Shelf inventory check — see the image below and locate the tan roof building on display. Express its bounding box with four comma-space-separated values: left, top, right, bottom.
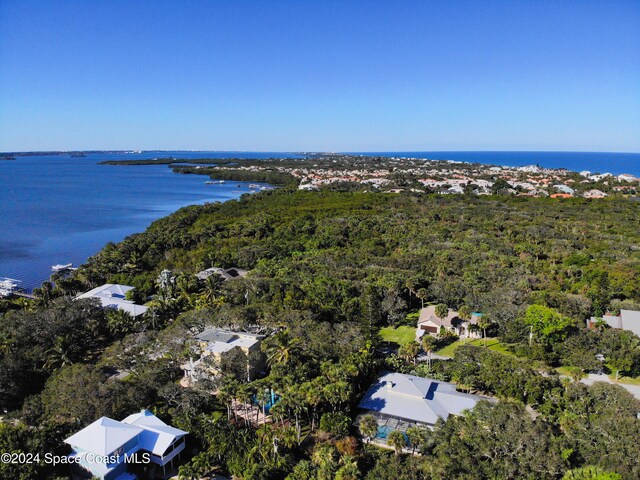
416, 306, 482, 339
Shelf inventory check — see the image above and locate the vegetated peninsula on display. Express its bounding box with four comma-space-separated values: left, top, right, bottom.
1, 164, 640, 479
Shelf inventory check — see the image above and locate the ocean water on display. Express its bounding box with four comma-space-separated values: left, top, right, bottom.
0, 152, 299, 290
2, 150, 638, 290
357, 151, 640, 176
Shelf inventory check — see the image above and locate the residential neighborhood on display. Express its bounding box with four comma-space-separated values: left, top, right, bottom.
177, 154, 640, 198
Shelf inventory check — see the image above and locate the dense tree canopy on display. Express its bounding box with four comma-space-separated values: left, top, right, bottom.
2, 188, 640, 479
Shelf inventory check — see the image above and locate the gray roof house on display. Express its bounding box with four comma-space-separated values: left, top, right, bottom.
587, 309, 640, 337
181, 328, 265, 385
357, 372, 488, 446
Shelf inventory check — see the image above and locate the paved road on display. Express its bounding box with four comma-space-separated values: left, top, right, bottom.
581, 373, 640, 400
416, 353, 450, 361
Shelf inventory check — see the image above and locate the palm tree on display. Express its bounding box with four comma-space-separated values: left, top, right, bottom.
458, 305, 472, 320
335, 455, 360, 480
257, 387, 272, 431
144, 305, 159, 331
312, 444, 338, 479
435, 303, 449, 330
398, 341, 420, 365
358, 414, 378, 443
43, 336, 74, 371
269, 401, 286, 429
405, 278, 416, 304
237, 384, 254, 427
175, 274, 197, 309
156, 269, 176, 298
283, 385, 306, 442
106, 308, 135, 336
322, 380, 351, 412
458, 305, 472, 342
477, 315, 493, 347
300, 380, 322, 431
34, 281, 54, 307
261, 329, 300, 366
421, 335, 438, 369
386, 430, 407, 455
416, 288, 428, 308
406, 426, 428, 454
218, 378, 238, 421
199, 273, 224, 309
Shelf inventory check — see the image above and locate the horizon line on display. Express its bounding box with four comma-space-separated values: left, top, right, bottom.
3, 149, 640, 155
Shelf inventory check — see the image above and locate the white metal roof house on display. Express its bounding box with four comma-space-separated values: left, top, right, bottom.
357, 372, 488, 446
64, 410, 187, 480
76, 284, 148, 317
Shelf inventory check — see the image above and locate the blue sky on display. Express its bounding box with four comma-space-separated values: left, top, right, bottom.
1, 0, 639, 152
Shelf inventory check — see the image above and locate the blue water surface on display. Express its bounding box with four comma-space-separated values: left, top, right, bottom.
0, 151, 298, 290
356, 151, 640, 176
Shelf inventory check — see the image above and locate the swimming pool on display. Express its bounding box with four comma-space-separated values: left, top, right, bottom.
376, 425, 394, 439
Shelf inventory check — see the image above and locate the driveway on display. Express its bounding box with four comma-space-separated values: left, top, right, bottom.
581, 373, 640, 401
416, 352, 450, 362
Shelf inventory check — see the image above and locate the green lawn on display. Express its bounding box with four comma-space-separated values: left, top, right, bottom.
556, 366, 579, 377
608, 373, 640, 386
434, 338, 513, 357
379, 326, 416, 346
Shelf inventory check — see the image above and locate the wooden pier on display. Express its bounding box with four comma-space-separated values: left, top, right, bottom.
12, 291, 37, 300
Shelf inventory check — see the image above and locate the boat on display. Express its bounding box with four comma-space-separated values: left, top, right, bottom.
248, 184, 259, 189
52, 263, 73, 272
205, 180, 225, 184
0, 278, 21, 297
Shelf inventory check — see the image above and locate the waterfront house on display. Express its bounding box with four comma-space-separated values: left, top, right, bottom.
415, 305, 482, 339
587, 309, 640, 337
357, 372, 486, 445
64, 410, 188, 479
76, 284, 148, 317
181, 328, 265, 384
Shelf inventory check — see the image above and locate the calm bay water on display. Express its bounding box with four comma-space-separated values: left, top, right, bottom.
2, 150, 638, 290
0, 151, 299, 290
